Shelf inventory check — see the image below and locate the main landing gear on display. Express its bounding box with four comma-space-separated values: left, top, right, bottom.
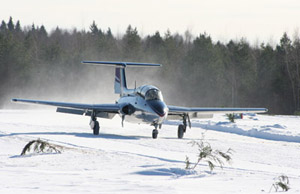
177, 124, 185, 139
177, 114, 191, 139
90, 111, 100, 135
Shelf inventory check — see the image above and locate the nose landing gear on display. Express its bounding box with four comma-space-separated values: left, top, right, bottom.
152, 129, 158, 139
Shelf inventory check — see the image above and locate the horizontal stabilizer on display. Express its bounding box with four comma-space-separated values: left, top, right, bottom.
82, 61, 161, 68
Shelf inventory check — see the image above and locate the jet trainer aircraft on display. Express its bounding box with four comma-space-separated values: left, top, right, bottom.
12, 61, 267, 139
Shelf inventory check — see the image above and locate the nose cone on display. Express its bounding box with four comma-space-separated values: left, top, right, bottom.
147, 100, 168, 117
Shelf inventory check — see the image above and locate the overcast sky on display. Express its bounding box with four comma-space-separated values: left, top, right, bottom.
1, 0, 300, 44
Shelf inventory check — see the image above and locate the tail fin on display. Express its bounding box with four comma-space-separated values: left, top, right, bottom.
82, 61, 161, 96
114, 68, 127, 95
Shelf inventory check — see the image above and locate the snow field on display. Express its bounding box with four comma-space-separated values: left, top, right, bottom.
0, 110, 300, 193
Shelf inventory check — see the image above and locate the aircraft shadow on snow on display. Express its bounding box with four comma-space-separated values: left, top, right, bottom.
0, 131, 144, 140
1, 129, 197, 141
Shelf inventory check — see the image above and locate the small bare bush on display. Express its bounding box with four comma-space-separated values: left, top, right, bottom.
21, 139, 61, 156
270, 175, 290, 192
185, 136, 233, 172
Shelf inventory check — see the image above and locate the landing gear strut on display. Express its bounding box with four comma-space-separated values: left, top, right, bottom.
90, 111, 100, 135
177, 114, 191, 139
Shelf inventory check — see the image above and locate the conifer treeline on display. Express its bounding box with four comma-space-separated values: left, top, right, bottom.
1, 17, 300, 114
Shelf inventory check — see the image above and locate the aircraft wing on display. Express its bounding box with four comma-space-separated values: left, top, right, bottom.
12, 98, 120, 118
168, 105, 267, 119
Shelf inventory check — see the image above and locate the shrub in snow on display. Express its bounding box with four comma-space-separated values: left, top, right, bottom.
185, 136, 233, 172
270, 175, 290, 192
21, 139, 61, 155
294, 111, 300, 116
226, 113, 235, 123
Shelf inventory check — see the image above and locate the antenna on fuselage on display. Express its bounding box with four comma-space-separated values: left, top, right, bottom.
82, 61, 161, 96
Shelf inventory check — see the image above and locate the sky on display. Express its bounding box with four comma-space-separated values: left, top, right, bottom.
1, 0, 300, 44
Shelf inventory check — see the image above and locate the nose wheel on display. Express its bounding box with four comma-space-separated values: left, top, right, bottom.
152, 129, 158, 139
152, 123, 159, 139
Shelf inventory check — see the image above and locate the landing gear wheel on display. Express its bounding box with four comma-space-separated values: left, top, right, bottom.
178, 124, 185, 139
93, 121, 100, 135
152, 129, 158, 139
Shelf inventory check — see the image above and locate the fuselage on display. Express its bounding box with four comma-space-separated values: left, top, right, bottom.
117, 85, 168, 125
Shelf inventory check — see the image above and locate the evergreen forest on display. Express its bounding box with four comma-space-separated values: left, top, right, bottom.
1, 17, 300, 115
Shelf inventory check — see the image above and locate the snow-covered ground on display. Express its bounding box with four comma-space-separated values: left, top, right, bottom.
0, 110, 300, 194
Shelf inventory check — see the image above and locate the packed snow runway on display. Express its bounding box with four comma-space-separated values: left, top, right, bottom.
0, 110, 300, 193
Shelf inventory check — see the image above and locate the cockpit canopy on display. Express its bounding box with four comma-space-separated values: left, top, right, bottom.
136, 85, 163, 101
145, 89, 163, 101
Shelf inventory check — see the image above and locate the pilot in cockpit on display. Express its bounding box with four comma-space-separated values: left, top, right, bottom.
145, 89, 163, 101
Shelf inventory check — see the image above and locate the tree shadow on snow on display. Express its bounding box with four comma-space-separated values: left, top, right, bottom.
134, 167, 215, 178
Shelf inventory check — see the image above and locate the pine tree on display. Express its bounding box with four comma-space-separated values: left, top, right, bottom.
39, 25, 48, 37
90, 21, 101, 36
15, 20, 21, 32
0, 20, 7, 32
7, 17, 14, 31
122, 25, 141, 60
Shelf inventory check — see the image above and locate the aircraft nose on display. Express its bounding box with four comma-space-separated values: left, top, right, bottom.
147, 100, 168, 117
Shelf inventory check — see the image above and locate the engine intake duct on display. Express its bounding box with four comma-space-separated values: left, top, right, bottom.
120, 104, 135, 115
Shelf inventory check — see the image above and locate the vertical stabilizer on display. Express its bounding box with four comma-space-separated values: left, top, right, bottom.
115, 68, 127, 95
